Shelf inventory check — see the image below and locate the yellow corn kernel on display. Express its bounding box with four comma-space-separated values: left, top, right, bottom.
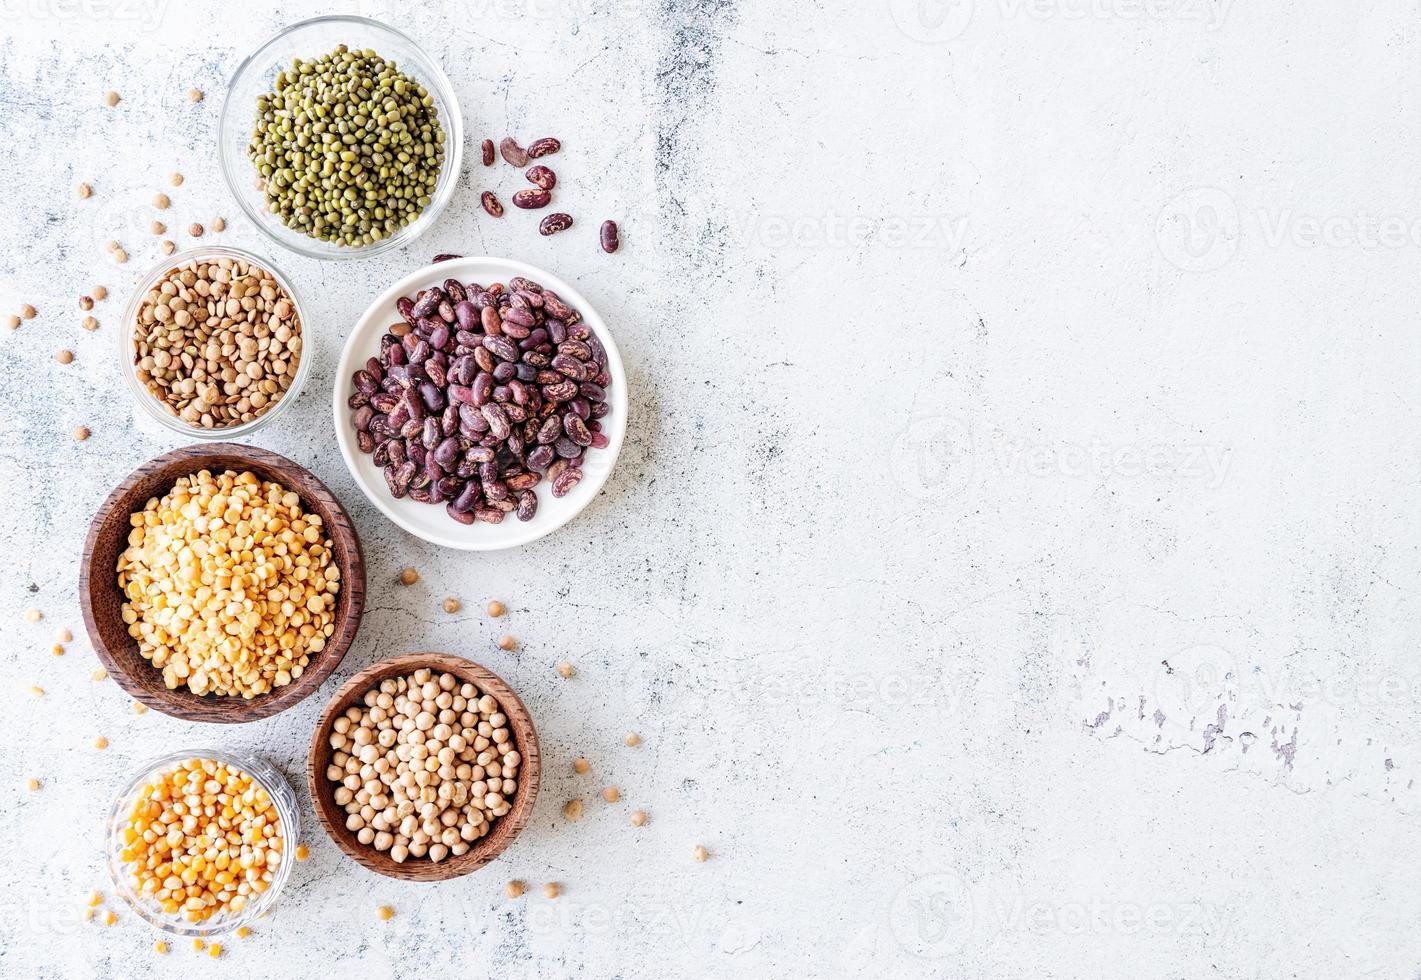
154, 940, 169, 954
208, 943, 222, 958
236, 926, 250, 939
103, 910, 116, 926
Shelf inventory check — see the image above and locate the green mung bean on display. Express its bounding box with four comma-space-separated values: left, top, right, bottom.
247, 44, 445, 248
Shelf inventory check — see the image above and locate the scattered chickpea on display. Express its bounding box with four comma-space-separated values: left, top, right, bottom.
602, 786, 620, 803
188, 223, 203, 238
73, 426, 90, 441
625, 732, 641, 747
563, 799, 583, 821
573, 757, 590, 774
487, 600, 506, 617
150, 220, 165, 235
399, 566, 419, 586
132, 700, 147, 714
295, 844, 309, 861
92, 285, 107, 300
6, 315, 19, 330
497, 635, 516, 651
377, 905, 395, 921
55, 627, 72, 643
21, 303, 36, 319
193, 939, 205, 952
153, 193, 169, 209
79, 295, 93, 311
56, 349, 73, 364
29, 685, 43, 696
189, 88, 204, 102
506, 880, 526, 899
543, 882, 561, 899
113, 248, 128, 264
693, 845, 709, 862
93, 736, 107, 750
77, 182, 92, 199
631, 810, 647, 826
103, 909, 116, 926
556, 661, 575, 678
104, 241, 119, 253
237, 926, 250, 939
161, 240, 175, 255
154, 940, 169, 954
87, 891, 103, 907
213, 217, 227, 232
104, 91, 120, 106
25, 777, 39, 791
442, 597, 462, 614
208, 944, 222, 958
52, 645, 65, 656
170, 172, 184, 187
91, 667, 108, 682
81, 316, 98, 331
24, 608, 41, 623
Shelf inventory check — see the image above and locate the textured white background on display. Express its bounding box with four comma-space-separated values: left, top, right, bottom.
2, 0, 1419, 977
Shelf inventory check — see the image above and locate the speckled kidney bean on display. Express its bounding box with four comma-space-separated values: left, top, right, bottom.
482, 138, 496, 166
512, 188, 551, 210
499, 137, 528, 167
527, 137, 561, 158
350, 273, 609, 527
525, 165, 556, 190
539, 213, 573, 236
481, 191, 504, 218
600, 220, 619, 253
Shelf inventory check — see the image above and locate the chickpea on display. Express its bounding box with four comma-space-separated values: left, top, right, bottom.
399, 566, 419, 586
573, 757, 590, 775
443, 597, 461, 614
556, 662, 575, 678
497, 635, 516, 651
693, 845, 710, 862
630, 810, 647, 827
506, 880, 526, 898
486, 600, 505, 617
602, 786, 620, 803
543, 882, 561, 899
563, 799, 583, 821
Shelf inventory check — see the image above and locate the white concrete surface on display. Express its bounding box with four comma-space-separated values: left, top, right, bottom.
2, 0, 1419, 977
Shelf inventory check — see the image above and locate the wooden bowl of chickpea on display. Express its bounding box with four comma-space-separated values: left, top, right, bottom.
79, 443, 366, 723
307, 653, 542, 881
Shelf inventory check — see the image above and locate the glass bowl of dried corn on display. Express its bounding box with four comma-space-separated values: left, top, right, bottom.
106, 750, 300, 936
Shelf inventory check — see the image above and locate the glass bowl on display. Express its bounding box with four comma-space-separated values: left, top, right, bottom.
218, 15, 463, 260
106, 750, 300, 937
120, 246, 313, 441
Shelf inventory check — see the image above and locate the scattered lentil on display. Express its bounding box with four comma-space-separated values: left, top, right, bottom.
117, 469, 338, 696
188, 223, 204, 237
52, 645, 65, 656
77, 182, 92, 199
556, 661, 574, 678
573, 757, 590, 774
55, 627, 72, 642
91, 667, 108, 682
154, 940, 169, 954
209, 944, 222, 958
237, 926, 251, 939
625, 732, 641, 747
29, 685, 44, 696
153, 193, 170, 209
56, 349, 73, 364
170, 172, 184, 187
104, 91, 120, 106
113, 248, 129, 264
6, 315, 19, 330
543, 882, 561, 899
506, 880, 526, 898
132, 700, 148, 715
630, 810, 647, 826
398, 566, 419, 586
103, 909, 117, 926
602, 786, 620, 803
79, 295, 94, 311
442, 597, 461, 614
693, 845, 709, 862
161, 240, 175, 255
497, 635, 516, 651
73, 426, 90, 441
295, 844, 309, 862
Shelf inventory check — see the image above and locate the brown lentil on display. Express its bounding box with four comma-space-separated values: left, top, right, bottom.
73, 425, 90, 441
79, 295, 93, 311
188, 223, 204, 237
131, 255, 302, 428
104, 91, 119, 106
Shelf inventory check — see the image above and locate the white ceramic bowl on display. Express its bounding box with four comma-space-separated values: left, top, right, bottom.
333, 257, 628, 550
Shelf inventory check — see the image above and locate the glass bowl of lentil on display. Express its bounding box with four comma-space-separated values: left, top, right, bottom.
106, 750, 300, 937
120, 246, 313, 440
218, 15, 463, 260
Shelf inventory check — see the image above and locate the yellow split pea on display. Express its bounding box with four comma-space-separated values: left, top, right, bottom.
117, 757, 283, 923
116, 469, 339, 698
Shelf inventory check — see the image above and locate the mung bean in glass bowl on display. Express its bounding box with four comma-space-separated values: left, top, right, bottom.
106, 750, 299, 937
218, 16, 463, 260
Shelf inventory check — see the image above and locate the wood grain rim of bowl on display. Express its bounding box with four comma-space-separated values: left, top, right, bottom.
307, 653, 542, 881
78, 443, 366, 724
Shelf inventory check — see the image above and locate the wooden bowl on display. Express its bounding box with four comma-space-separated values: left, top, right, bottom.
79, 443, 366, 723
307, 653, 542, 881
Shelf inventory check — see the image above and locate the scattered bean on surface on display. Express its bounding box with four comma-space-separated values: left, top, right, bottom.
573, 757, 590, 774
170, 172, 183, 187
506, 880, 525, 898
602, 786, 620, 803
625, 732, 641, 746
600, 220, 620, 253
487, 600, 505, 618
497, 635, 515, 651
153, 193, 169, 209
631, 810, 647, 826
189, 88, 204, 102
80, 295, 93, 311
93, 285, 107, 300
481, 139, 495, 166
188, 223, 203, 237
399, 566, 419, 586
539, 213, 573, 236
77, 183, 92, 199
21, 304, 36, 320
481, 191, 503, 217
563, 799, 583, 821
526, 137, 561, 159
56, 349, 73, 364
693, 845, 709, 862
82, 316, 98, 331
105, 91, 120, 106
556, 662, 574, 678
499, 137, 528, 167
73, 425, 90, 441
543, 882, 560, 899
442, 597, 461, 613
